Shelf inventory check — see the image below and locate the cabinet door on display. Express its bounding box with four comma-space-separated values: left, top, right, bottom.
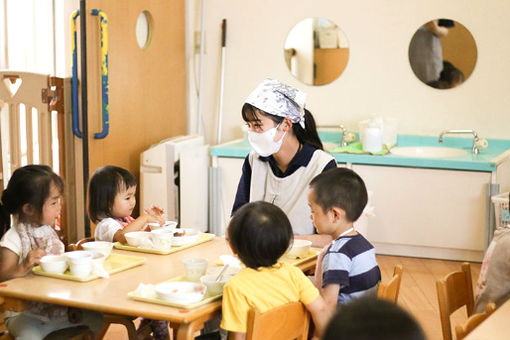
215, 157, 244, 234
84, 0, 186, 176
352, 164, 490, 252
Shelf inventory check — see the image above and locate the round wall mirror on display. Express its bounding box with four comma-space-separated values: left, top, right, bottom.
136, 11, 153, 49
284, 18, 349, 86
408, 19, 477, 89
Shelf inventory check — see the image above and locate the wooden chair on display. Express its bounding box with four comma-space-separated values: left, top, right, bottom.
67, 237, 153, 340
246, 301, 310, 340
67, 237, 95, 251
436, 262, 475, 340
377, 264, 403, 303
455, 302, 496, 340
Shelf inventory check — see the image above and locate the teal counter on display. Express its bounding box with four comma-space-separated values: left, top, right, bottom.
210, 132, 510, 172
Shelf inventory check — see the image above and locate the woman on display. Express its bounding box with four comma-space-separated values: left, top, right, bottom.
232, 78, 336, 247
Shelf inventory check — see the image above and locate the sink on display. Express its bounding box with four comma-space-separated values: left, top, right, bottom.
391, 146, 467, 158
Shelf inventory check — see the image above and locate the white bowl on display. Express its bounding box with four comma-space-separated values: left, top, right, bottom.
150, 229, 174, 250
164, 220, 178, 229
40, 254, 68, 274
148, 220, 178, 231
200, 274, 232, 295
70, 262, 92, 277
172, 228, 200, 246
155, 281, 206, 304
287, 240, 312, 259
91, 252, 107, 266
81, 241, 113, 257
64, 251, 93, 264
147, 222, 162, 231
124, 231, 151, 247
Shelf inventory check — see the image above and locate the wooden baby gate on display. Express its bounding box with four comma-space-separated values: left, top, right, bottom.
0, 71, 79, 244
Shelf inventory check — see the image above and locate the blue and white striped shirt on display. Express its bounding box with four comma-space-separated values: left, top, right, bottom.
322, 233, 381, 303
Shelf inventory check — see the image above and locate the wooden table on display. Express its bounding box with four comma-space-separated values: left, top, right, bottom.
0, 237, 318, 340
464, 299, 510, 340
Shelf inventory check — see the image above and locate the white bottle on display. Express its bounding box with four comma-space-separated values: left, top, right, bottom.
362, 126, 383, 153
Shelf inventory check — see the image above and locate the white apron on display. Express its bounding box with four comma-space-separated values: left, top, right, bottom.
249, 149, 334, 235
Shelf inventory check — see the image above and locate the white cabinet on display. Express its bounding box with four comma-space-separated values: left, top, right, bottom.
352, 164, 490, 261
213, 157, 244, 235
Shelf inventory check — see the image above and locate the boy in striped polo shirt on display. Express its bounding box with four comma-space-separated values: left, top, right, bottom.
308, 168, 381, 308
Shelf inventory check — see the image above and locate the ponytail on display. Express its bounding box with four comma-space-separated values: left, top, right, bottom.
293, 109, 323, 150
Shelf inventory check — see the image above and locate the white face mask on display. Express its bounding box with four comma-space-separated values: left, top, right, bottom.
247, 125, 286, 157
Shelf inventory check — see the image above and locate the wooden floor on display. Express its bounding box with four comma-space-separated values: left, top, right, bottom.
103, 255, 481, 340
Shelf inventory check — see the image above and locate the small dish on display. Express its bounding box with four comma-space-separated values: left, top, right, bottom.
81, 241, 113, 257
155, 281, 206, 304
124, 231, 151, 247
40, 254, 68, 274
172, 228, 200, 246
287, 240, 312, 259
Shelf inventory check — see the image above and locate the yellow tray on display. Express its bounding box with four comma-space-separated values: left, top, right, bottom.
128, 275, 222, 310
32, 253, 146, 282
114, 233, 215, 255
281, 248, 320, 267
216, 248, 320, 268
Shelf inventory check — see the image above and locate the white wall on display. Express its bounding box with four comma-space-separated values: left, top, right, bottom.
186, 0, 510, 144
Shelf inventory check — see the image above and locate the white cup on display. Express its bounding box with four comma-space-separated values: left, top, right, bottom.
182, 258, 208, 282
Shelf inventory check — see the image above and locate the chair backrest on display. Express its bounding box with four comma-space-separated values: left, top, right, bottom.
377, 264, 403, 303
436, 262, 475, 340
67, 237, 95, 251
454, 302, 496, 340
246, 301, 310, 340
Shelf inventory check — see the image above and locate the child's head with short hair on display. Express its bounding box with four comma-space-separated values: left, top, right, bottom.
227, 201, 293, 269
88, 165, 137, 223
308, 168, 367, 235
0, 165, 64, 235
323, 297, 426, 340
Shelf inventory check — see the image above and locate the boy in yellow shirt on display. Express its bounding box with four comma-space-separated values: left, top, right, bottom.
221, 201, 328, 339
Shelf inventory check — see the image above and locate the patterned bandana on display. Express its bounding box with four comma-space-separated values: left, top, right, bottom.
245, 78, 307, 129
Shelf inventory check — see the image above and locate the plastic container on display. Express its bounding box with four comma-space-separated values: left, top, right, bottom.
362, 127, 383, 153
492, 192, 510, 230
359, 117, 398, 147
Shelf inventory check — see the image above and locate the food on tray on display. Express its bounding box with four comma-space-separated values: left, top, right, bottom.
155, 281, 206, 303
172, 228, 200, 246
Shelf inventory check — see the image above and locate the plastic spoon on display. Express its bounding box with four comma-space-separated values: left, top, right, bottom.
216, 264, 229, 282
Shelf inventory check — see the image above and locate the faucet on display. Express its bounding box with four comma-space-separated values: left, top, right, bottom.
339, 124, 348, 147
317, 125, 349, 147
438, 129, 480, 154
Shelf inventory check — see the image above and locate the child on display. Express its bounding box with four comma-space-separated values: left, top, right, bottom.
0, 165, 104, 339
88, 165, 168, 340
474, 199, 510, 313
322, 297, 426, 340
88, 165, 164, 243
308, 167, 381, 309
221, 201, 329, 339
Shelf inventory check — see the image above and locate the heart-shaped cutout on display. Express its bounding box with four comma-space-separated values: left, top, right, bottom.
3, 76, 22, 97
